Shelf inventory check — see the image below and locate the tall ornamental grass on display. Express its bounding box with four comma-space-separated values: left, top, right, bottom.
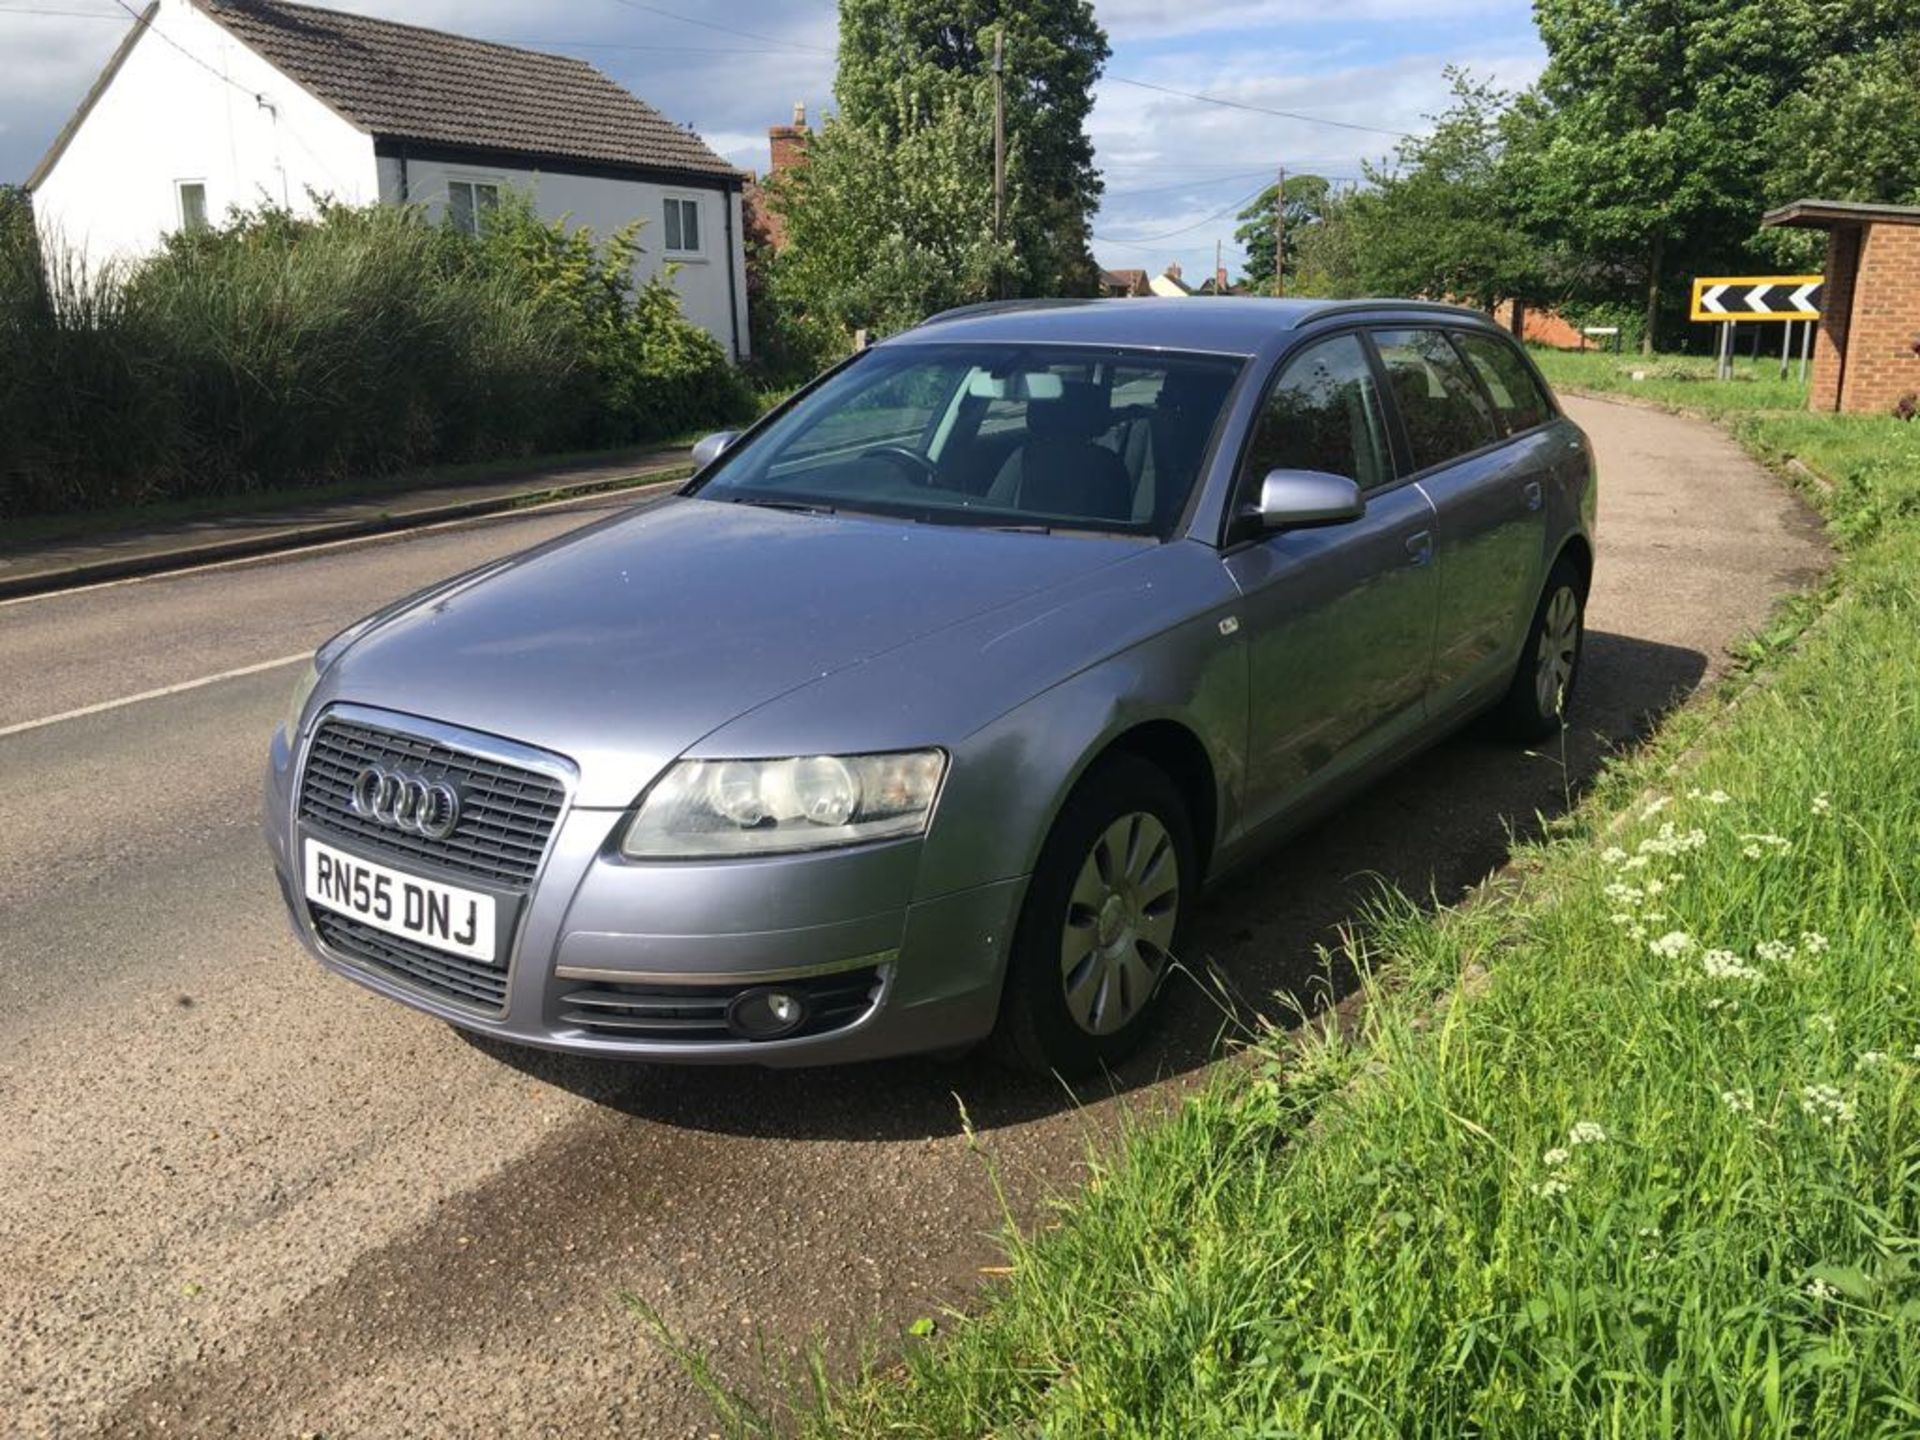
0, 193, 752, 520
736, 420, 1920, 1434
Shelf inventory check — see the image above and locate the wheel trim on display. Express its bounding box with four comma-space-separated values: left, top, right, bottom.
1534, 585, 1581, 720
1060, 812, 1179, 1036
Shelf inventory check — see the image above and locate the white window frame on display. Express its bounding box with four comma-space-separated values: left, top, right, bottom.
446, 176, 503, 237
662, 193, 705, 258
175, 179, 209, 233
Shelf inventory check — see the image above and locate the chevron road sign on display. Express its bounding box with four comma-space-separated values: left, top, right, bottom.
1690, 275, 1823, 322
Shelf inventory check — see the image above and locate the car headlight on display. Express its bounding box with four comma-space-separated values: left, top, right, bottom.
621, 750, 947, 858
283, 658, 321, 742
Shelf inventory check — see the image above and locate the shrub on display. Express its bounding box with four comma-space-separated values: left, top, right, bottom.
0, 194, 751, 520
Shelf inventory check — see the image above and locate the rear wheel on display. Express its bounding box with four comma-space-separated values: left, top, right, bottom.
1492, 557, 1586, 739
995, 754, 1195, 1077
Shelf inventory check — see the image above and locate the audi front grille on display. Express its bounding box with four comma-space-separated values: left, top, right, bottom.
299, 719, 566, 888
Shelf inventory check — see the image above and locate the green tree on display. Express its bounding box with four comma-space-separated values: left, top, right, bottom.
1233, 174, 1333, 294
1344, 70, 1541, 313
1512, 0, 1917, 353
769, 92, 1012, 341
1767, 36, 1920, 208
829, 0, 1109, 297
1290, 188, 1365, 298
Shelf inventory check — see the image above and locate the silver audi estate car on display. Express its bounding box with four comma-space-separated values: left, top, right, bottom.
265, 298, 1595, 1075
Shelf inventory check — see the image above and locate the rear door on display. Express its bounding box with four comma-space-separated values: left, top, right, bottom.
1371, 327, 1549, 717
1224, 332, 1440, 834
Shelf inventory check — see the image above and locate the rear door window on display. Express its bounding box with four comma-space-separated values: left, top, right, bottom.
1239, 334, 1394, 496
1371, 329, 1500, 472
1451, 331, 1554, 433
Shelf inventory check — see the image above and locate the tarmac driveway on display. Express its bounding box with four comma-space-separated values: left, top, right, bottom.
0, 396, 1828, 1437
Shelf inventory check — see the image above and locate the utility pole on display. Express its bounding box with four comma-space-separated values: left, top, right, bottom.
1273, 163, 1285, 298
992, 26, 1006, 299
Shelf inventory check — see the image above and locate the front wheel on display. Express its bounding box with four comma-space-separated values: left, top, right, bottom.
1491, 558, 1586, 740
995, 754, 1196, 1078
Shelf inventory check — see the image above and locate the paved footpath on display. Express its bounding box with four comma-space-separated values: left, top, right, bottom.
0, 398, 1827, 1437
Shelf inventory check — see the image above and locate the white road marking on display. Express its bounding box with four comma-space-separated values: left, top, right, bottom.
0, 475, 678, 610
0, 652, 310, 738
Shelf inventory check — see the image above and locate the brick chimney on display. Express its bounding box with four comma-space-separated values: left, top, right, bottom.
1165, 261, 1182, 281
769, 102, 810, 178
1216, 265, 1229, 293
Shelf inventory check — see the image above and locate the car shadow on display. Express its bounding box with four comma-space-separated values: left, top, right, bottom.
464, 627, 1708, 1140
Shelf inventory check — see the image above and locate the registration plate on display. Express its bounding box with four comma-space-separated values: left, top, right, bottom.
303, 839, 497, 963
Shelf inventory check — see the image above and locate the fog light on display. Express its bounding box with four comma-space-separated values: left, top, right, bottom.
725, 987, 810, 1041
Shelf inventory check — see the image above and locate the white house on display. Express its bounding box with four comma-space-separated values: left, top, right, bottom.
27, 0, 750, 359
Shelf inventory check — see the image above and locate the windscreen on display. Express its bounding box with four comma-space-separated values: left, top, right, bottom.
692, 343, 1244, 536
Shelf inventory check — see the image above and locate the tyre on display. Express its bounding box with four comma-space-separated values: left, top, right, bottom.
1491, 557, 1587, 740
995, 753, 1197, 1078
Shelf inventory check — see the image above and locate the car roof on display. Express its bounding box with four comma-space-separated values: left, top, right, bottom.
883, 297, 1500, 356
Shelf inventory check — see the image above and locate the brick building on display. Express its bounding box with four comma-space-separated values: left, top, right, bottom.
743, 103, 810, 253
1764, 199, 1920, 414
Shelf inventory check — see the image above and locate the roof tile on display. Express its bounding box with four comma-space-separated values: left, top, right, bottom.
198, 0, 738, 179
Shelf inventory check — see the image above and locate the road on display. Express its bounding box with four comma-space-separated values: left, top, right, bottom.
0, 397, 1827, 1437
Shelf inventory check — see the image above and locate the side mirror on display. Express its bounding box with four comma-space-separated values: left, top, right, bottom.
1251, 469, 1365, 530
691, 431, 740, 470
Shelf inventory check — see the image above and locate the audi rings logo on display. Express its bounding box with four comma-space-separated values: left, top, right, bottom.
350, 767, 462, 840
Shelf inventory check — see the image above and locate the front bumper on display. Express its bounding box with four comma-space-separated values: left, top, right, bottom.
264, 713, 1023, 1066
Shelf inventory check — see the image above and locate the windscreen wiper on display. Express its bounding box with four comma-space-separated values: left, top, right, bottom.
730, 496, 836, 516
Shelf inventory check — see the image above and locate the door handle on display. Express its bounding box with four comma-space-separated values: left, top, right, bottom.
1522, 480, 1544, 512
1405, 530, 1433, 567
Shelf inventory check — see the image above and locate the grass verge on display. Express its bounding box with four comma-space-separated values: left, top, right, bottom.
703, 381, 1920, 1436
1531, 347, 1816, 414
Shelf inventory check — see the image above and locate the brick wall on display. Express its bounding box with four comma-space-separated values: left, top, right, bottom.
1810, 226, 1859, 412
1810, 220, 1920, 415
1837, 222, 1920, 414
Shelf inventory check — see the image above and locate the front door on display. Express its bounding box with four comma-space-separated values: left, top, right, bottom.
1223, 333, 1441, 835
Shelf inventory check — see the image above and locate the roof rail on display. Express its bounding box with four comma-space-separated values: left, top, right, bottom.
912, 298, 1098, 330
1300, 298, 1497, 323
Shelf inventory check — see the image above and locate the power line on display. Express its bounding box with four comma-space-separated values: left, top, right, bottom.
1107, 76, 1413, 139
0, 5, 126, 16
1102, 168, 1273, 201
595, 0, 833, 55
1092, 182, 1269, 247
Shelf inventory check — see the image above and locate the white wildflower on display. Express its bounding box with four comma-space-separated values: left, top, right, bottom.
1652, 824, 1705, 856
1649, 931, 1695, 959
1756, 939, 1797, 966
1705, 996, 1741, 1013
1740, 833, 1791, 854
1706, 790, 1732, 806
1568, 1121, 1609, 1146
1701, 949, 1766, 984
1603, 882, 1645, 905
1609, 912, 1636, 927
1856, 1051, 1889, 1071
1809, 1012, 1837, 1035
1543, 1147, 1571, 1167
1622, 853, 1651, 871
1799, 1084, 1856, 1126
1806, 1277, 1839, 1304
1642, 796, 1671, 819
1532, 1175, 1571, 1199
1801, 931, 1830, 955
1911, 1043, 1920, 1063
1720, 1088, 1755, 1114
1812, 793, 1832, 815
1600, 845, 1629, 867
1686, 787, 1703, 800
1628, 923, 1649, 942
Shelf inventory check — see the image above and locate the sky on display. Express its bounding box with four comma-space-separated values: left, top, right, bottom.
0, 0, 1547, 283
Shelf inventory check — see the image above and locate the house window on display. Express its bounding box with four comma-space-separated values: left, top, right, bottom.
447, 180, 500, 236
663, 196, 701, 254
176, 181, 208, 232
